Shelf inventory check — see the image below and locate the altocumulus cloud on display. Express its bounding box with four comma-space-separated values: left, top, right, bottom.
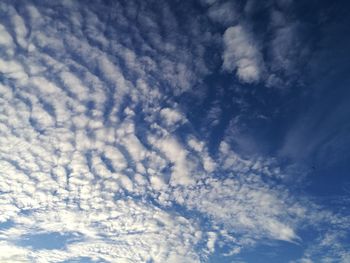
0, 0, 349, 262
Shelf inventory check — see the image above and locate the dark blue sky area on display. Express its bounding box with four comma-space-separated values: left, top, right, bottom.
179, 0, 350, 197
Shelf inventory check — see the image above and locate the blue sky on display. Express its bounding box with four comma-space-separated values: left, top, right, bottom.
0, 0, 349, 262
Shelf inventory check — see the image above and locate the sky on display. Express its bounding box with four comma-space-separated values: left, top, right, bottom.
0, 0, 349, 262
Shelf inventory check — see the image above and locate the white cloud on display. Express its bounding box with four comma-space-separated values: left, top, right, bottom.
0, 1, 347, 262
223, 25, 265, 83
0, 24, 14, 48
171, 176, 300, 244
9, 8, 28, 49
0, 58, 28, 84
0, 241, 29, 263
160, 107, 184, 127
149, 134, 194, 186
207, 231, 217, 253
208, 2, 237, 26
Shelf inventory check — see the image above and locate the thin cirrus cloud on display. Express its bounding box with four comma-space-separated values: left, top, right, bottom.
0, 0, 349, 262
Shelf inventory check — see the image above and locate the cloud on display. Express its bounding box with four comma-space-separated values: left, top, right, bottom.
0, 0, 348, 262
160, 107, 185, 127
222, 25, 265, 83
0, 24, 14, 50
208, 2, 238, 26
211, 0, 310, 87
206, 232, 217, 253
0, 241, 29, 263
148, 134, 194, 186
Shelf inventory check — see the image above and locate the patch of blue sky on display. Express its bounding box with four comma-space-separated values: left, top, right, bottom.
0, 220, 14, 230
61, 257, 105, 263
17, 232, 82, 250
